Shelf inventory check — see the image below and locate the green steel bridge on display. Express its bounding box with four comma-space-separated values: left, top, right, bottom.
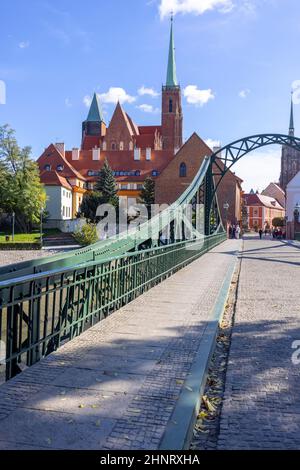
1, 133, 300, 382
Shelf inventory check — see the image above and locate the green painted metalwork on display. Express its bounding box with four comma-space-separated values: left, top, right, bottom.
205, 133, 300, 234
0, 157, 213, 282
0, 232, 226, 380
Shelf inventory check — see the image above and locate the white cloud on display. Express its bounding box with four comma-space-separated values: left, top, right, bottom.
83, 95, 92, 107
99, 87, 136, 104
239, 88, 250, 98
183, 85, 215, 106
205, 138, 221, 150
138, 86, 159, 97
19, 41, 30, 49
159, 0, 234, 19
137, 104, 160, 114
233, 147, 281, 193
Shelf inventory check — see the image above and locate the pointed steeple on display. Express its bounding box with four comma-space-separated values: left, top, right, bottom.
166, 15, 178, 88
289, 92, 295, 137
86, 93, 104, 122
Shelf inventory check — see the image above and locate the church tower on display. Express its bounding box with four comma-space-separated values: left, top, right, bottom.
81, 93, 106, 150
280, 94, 300, 191
161, 17, 183, 153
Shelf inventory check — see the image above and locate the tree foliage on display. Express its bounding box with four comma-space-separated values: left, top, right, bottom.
79, 191, 103, 223
74, 223, 98, 246
272, 217, 285, 228
94, 159, 118, 207
139, 177, 155, 217
0, 125, 46, 232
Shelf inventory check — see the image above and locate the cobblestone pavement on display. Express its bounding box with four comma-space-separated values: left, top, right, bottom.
218, 236, 300, 450
0, 249, 63, 267
0, 239, 240, 450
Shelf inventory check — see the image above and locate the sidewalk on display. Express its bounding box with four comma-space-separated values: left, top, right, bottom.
218, 236, 300, 449
0, 239, 240, 450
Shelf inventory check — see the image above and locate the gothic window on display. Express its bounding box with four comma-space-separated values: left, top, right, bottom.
111, 142, 116, 150
179, 162, 187, 178
44, 164, 51, 171
102, 141, 107, 151
169, 99, 173, 113
57, 165, 64, 172
119, 141, 124, 151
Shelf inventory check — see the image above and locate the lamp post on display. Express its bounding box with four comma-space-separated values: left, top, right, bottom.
12, 211, 15, 242
40, 207, 44, 247
223, 202, 230, 237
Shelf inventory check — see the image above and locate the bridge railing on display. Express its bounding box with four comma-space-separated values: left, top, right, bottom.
0, 232, 226, 381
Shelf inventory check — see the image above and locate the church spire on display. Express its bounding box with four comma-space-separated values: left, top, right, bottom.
86, 92, 104, 122
166, 15, 178, 88
289, 92, 295, 137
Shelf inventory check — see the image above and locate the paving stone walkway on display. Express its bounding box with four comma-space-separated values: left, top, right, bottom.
0, 239, 240, 450
0, 249, 63, 267
218, 236, 300, 450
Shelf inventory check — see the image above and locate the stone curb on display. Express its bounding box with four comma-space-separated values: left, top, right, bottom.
158, 255, 238, 450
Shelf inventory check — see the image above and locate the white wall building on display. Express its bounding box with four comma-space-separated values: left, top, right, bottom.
45, 185, 73, 221
286, 171, 300, 222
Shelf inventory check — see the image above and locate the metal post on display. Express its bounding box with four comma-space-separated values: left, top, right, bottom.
40, 207, 43, 247
204, 163, 213, 236
12, 212, 15, 242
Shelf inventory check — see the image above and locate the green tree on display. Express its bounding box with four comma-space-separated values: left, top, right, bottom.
0, 125, 46, 232
139, 177, 155, 217
74, 223, 98, 246
272, 217, 284, 228
95, 159, 118, 207
79, 191, 103, 223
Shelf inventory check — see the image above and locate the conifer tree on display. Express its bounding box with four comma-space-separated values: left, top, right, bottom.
95, 159, 119, 207
139, 177, 155, 218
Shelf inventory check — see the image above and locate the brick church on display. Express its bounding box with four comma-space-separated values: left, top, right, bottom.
280, 95, 300, 191
38, 20, 243, 228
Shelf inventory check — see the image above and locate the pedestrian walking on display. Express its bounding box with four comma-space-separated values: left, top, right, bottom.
235, 225, 241, 239
259, 229, 263, 239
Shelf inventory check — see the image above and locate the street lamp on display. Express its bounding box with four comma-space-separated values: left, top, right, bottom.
12, 211, 15, 242
40, 207, 44, 247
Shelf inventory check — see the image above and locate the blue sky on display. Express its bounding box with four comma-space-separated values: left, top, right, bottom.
1, 0, 300, 191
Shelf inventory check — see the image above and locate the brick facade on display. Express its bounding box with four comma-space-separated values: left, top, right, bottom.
155, 133, 243, 226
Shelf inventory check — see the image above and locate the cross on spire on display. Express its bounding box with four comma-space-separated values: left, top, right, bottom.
289, 91, 295, 137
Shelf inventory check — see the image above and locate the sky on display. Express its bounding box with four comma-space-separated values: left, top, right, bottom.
1, 0, 300, 192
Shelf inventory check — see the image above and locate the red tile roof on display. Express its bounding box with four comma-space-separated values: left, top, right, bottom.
38, 144, 86, 183
139, 125, 162, 135
40, 170, 73, 190
244, 193, 284, 210
64, 149, 174, 182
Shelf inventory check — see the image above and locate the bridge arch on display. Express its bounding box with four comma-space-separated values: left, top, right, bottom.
205, 133, 300, 233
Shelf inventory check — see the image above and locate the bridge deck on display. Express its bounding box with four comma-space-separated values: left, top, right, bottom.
0, 239, 240, 450
218, 236, 300, 450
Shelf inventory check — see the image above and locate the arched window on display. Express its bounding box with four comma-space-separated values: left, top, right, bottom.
179, 162, 187, 178
169, 99, 173, 113
119, 141, 124, 151
44, 164, 51, 171
111, 142, 116, 150
57, 164, 64, 172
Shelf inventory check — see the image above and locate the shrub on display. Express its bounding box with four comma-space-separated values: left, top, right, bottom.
74, 223, 98, 246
